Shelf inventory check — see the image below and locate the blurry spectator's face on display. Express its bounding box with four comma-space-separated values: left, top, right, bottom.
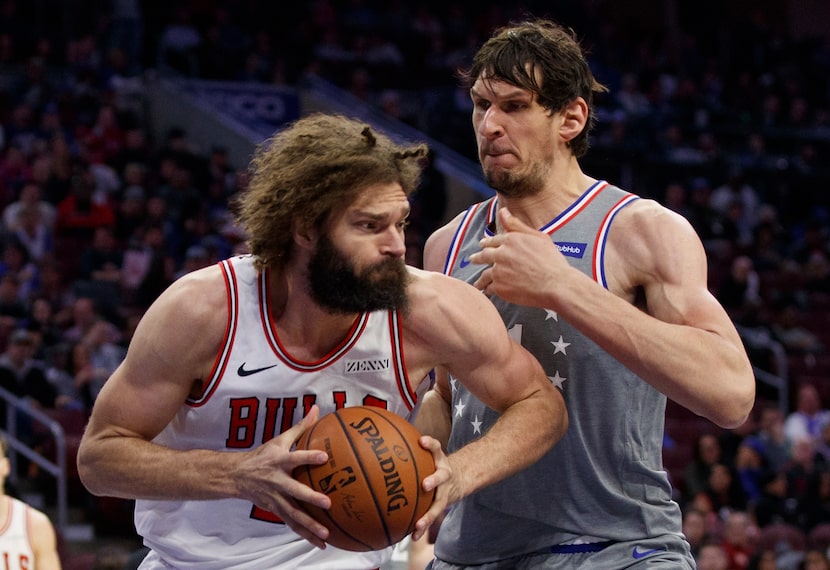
697, 544, 728, 570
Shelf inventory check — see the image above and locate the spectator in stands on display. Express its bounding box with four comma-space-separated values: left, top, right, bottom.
0, 238, 40, 302
718, 255, 762, 321
735, 436, 770, 505
2, 182, 56, 233
11, 204, 54, 264
697, 540, 730, 570
55, 161, 116, 243
801, 548, 830, 570
0, 329, 58, 418
720, 510, 757, 570
683, 508, 711, 559
700, 463, 748, 516
784, 384, 830, 446
784, 436, 826, 531
0, 273, 28, 333
710, 167, 760, 243
24, 296, 64, 358
685, 433, 725, 500
770, 299, 825, 355
77, 320, 125, 405
62, 296, 106, 344
753, 469, 801, 529
747, 548, 778, 570
43, 341, 86, 411
114, 184, 147, 245
76, 226, 124, 319
756, 404, 792, 473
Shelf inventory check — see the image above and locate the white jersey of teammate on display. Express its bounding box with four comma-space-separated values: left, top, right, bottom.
0, 496, 36, 570
136, 255, 423, 569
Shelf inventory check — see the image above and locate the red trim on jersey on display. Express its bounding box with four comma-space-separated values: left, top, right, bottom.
187, 260, 238, 406
540, 181, 609, 235
592, 193, 638, 286
259, 269, 370, 371
443, 202, 486, 275
389, 310, 416, 410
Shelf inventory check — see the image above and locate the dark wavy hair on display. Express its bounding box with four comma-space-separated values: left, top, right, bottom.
235, 113, 428, 269
459, 19, 607, 158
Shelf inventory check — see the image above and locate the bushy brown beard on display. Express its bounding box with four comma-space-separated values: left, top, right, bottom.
308, 234, 410, 314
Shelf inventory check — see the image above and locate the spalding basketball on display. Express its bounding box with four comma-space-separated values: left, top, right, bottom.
293, 406, 436, 552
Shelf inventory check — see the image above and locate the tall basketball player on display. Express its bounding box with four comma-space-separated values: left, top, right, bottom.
418, 18, 755, 569
77, 113, 567, 569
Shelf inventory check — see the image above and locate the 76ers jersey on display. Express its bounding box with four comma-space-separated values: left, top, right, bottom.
135, 255, 421, 570
0, 497, 35, 570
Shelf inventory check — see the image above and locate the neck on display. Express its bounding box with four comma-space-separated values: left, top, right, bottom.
268, 265, 361, 361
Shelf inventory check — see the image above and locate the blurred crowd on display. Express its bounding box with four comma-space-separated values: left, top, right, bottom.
0, 1, 829, 568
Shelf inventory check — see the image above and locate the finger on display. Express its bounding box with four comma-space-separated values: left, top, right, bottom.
285, 406, 323, 450
472, 269, 492, 291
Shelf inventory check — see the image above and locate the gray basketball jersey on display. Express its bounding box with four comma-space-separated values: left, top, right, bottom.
436, 181, 685, 563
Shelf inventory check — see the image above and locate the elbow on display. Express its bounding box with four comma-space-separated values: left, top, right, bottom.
76, 439, 107, 497
711, 372, 756, 429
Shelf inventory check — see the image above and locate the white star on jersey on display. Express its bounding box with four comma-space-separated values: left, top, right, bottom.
545, 309, 558, 321
471, 415, 482, 435
551, 335, 570, 355
455, 402, 466, 417
548, 371, 566, 390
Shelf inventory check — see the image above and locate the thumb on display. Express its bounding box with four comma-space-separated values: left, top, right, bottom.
498, 207, 534, 233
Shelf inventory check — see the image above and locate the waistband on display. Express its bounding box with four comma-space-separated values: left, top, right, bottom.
549, 540, 617, 554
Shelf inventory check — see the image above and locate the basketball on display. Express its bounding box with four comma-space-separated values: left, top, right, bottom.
293, 406, 436, 552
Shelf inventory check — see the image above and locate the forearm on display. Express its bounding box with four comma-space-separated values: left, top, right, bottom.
550, 270, 754, 427
447, 385, 565, 498
78, 433, 243, 501
413, 388, 452, 449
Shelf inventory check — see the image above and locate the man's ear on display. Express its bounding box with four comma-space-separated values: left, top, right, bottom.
559, 97, 588, 142
294, 222, 318, 251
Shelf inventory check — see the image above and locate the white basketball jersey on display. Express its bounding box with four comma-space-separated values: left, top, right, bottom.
0, 497, 35, 570
135, 255, 422, 569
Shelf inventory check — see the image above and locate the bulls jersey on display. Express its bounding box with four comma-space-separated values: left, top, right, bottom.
0, 497, 35, 570
135, 255, 421, 569
435, 181, 688, 563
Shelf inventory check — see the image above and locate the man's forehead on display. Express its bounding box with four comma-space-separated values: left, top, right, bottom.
346, 182, 410, 213
472, 76, 534, 99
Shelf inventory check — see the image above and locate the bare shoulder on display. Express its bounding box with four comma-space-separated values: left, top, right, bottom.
26, 504, 57, 545
404, 267, 500, 339
612, 198, 700, 249
127, 264, 230, 375
607, 197, 708, 297
423, 211, 466, 272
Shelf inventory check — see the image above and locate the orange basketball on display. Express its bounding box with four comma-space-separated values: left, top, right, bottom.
293, 406, 436, 552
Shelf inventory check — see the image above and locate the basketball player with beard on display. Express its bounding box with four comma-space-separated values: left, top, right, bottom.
418, 18, 755, 569
77, 113, 567, 570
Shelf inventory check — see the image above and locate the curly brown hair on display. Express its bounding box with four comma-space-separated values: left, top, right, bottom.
235, 113, 428, 269
459, 18, 607, 158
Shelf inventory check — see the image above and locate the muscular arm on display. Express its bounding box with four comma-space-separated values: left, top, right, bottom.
413, 213, 465, 448
76, 267, 332, 546
472, 204, 754, 428
406, 269, 567, 501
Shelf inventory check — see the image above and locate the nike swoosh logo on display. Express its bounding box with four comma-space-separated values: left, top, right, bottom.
632, 546, 664, 559
459, 257, 471, 268
237, 363, 277, 377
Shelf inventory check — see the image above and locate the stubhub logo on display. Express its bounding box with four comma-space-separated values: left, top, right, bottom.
555, 242, 587, 258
